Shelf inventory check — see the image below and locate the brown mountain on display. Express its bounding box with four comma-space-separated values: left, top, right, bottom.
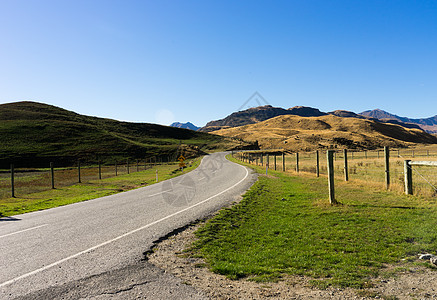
211, 114, 437, 151
329, 110, 365, 119
200, 105, 327, 132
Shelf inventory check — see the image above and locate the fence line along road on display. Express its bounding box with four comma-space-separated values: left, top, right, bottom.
3, 154, 176, 199
234, 146, 437, 200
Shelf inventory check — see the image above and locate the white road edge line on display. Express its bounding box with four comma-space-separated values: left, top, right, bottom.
0, 163, 249, 288
0, 224, 49, 239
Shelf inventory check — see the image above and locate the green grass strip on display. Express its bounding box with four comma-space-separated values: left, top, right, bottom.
0, 158, 201, 217
190, 156, 437, 288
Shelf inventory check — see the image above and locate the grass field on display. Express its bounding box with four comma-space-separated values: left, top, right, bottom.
190, 155, 437, 288
0, 158, 201, 217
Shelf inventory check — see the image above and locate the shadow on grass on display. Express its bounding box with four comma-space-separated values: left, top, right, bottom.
347, 204, 419, 210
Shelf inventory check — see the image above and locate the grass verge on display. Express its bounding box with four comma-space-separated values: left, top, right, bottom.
0, 158, 201, 217
189, 155, 437, 288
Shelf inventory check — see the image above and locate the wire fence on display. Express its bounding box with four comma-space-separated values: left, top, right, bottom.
0, 156, 180, 199
235, 147, 437, 198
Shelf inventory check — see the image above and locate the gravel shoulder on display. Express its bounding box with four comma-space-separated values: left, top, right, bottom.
148, 222, 437, 299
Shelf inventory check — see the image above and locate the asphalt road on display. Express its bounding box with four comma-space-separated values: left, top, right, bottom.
0, 152, 257, 299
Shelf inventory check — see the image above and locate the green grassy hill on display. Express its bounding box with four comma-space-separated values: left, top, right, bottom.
0, 101, 245, 167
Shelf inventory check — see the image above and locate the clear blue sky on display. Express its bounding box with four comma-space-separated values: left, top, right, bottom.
1, 0, 436, 126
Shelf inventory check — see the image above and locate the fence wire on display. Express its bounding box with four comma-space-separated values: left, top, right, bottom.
238, 147, 437, 198
0, 159, 168, 199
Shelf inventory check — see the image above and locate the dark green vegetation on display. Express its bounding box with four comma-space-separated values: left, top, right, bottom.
0, 159, 200, 217
191, 157, 437, 288
0, 101, 249, 168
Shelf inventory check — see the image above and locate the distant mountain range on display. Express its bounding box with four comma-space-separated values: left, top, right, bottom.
170, 122, 200, 131
359, 109, 437, 133
197, 105, 437, 134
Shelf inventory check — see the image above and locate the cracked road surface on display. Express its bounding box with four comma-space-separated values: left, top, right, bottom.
0, 152, 256, 299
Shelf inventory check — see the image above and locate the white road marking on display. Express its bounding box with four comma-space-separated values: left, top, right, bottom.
0, 224, 48, 239
0, 165, 249, 288
147, 189, 173, 197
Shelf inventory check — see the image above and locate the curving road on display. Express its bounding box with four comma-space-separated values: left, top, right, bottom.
0, 152, 256, 299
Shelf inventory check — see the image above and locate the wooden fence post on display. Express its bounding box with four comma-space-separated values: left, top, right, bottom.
316, 150, 320, 177
404, 160, 413, 195
365, 151, 368, 159
274, 154, 277, 170
296, 153, 299, 173
266, 154, 269, 169
261, 154, 263, 166
98, 160, 102, 180
282, 153, 285, 171
127, 159, 130, 174
11, 164, 15, 198
344, 149, 349, 181
384, 146, 390, 189
50, 162, 55, 189
327, 150, 337, 204
115, 160, 118, 176
78, 159, 81, 183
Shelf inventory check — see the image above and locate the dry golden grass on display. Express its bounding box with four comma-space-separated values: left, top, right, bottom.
242, 147, 437, 198
213, 115, 437, 151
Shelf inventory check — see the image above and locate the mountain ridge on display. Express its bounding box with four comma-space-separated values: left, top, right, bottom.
359, 109, 437, 133
211, 114, 437, 152
200, 105, 328, 132
200, 105, 437, 134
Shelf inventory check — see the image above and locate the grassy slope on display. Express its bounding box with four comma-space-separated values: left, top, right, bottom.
190, 156, 437, 288
0, 101, 242, 167
212, 114, 437, 151
0, 159, 201, 217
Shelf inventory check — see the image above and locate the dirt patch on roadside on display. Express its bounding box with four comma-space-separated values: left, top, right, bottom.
148, 223, 437, 299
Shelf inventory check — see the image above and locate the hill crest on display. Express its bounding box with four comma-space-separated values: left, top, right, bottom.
0, 101, 249, 167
